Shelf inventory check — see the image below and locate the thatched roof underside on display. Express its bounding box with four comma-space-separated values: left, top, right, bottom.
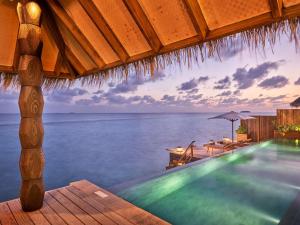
1, 0, 300, 88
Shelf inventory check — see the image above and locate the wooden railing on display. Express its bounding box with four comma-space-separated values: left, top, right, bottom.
178, 141, 196, 165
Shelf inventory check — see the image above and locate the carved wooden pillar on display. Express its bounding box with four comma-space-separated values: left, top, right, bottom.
17, 1, 45, 211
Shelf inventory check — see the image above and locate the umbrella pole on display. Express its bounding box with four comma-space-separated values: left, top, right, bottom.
231, 120, 234, 143
232, 120, 235, 154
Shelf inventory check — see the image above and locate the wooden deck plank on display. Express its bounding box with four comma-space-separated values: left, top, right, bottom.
39, 201, 67, 225
0, 202, 18, 225
1, 180, 170, 225
27, 209, 51, 225
49, 190, 100, 225
70, 180, 171, 225
58, 187, 117, 225
44, 193, 84, 225
67, 186, 134, 225
7, 200, 34, 225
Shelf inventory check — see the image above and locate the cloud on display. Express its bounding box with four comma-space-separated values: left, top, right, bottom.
258, 76, 289, 89
47, 88, 88, 103
217, 91, 232, 96
233, 61, 283, 89
177, 76, 208, 91
141, 95, 156, 104
93, 90, 104, 95
214, 94, 287, 107
109, 71, 166, 94
186, 88, 199, 94
233, 90, 241, 96
184, 94, 203, 101
214, 76, 231, 89
161, 95, 176, 102
295, 77, 300, 85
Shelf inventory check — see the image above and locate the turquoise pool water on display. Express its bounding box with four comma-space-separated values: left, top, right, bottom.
119, 140, 300, 225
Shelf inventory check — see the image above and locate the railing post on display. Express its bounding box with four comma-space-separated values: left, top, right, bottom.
16, 1, 45, 211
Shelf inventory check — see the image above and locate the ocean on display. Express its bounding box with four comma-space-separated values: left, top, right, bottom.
0, 113, 267, 201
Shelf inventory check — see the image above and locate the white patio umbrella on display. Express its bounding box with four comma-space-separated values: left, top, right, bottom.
208, 111, 255, 142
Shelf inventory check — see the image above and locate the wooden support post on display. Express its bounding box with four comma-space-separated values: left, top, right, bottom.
16, 1, 45, 211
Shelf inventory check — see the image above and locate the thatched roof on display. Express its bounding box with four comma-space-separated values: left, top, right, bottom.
1, 0, 300, 88
291, 97, 300, 107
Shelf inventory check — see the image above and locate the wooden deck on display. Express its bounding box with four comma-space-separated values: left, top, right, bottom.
0, 180, 170, 225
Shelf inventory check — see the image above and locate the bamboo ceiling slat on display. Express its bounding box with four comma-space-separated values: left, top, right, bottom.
65, 47, 86, 75
1, 0, 300, 86
77, 0, 129, 63
198, 0, 271, 30
58, 0, 119, 64
92, 0, 151, 57
183, 0, 208, 40
138, 0, 197, 45
0, 1, 18, 72
41, 24, 60, 75
57, 22, 97, 74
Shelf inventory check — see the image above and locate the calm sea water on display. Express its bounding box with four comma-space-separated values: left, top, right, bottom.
0, 113, 268, 201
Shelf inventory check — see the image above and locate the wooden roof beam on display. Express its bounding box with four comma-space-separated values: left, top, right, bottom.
182, 0, 208, 40
39, 0, 76, 78
77, 0, 129, 63
207, 13, 274, 40
269, 0, 283, 18
46, 0, 105, 69
65, 47, 85, 75
122, 0, 163, 52
283, 3, 300, 18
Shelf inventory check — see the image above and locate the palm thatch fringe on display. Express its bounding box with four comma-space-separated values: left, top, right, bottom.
1, 17, 300, 89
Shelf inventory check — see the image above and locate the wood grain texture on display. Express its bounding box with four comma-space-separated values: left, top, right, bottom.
58, 188, 116, 225
18, 24, 42, 56
7, 200, 34, 225
66, 186, 134, 225
17, 2, 41, 26
48, 190, 99, 225
39, 202, 67, 225
123, 0, 162, 52
17, 1, 45, 212
19, 148, 45, 180
269, 0, 283, 18
20, 179, 45, 212
78, 0, 129, 62
0, 203, 18, 225
19, 87, 44, 118
70, 180, 171, 225
18, 56, 43, 87
47, 0, 105, 68
183, 0, 208, 40
19, 118, 44, 149
0, 180, 170, 225
39, 0, 76, 78
44, 193, 84, 225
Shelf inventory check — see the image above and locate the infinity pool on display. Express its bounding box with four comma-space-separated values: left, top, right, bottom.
119, 140, 300, 225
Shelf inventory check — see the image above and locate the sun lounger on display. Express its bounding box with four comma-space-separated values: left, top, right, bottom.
203, 142, 236, 155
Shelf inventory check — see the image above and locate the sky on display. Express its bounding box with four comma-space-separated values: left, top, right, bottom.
1, 35, 300, 113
